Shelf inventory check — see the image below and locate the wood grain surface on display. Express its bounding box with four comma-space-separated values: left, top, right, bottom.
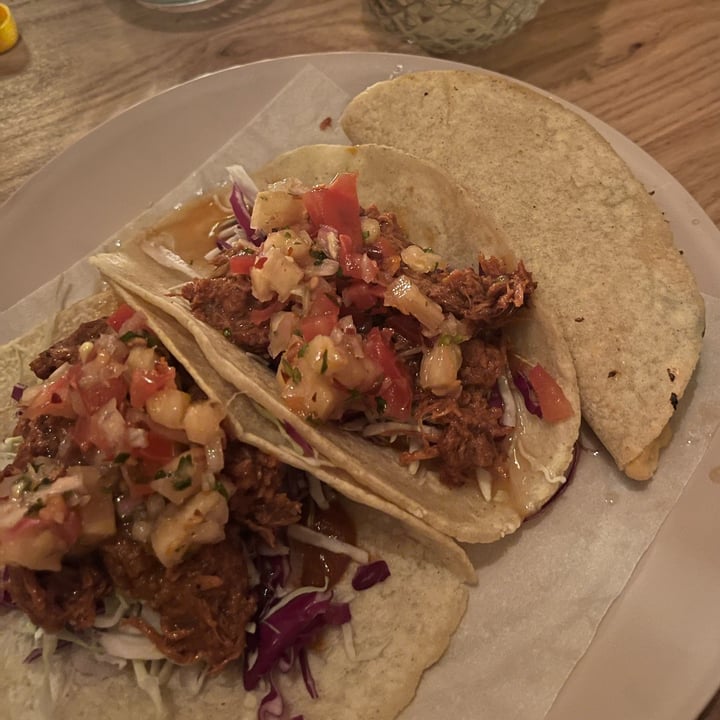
0, 0, 719, 717
1, 0, 719, 226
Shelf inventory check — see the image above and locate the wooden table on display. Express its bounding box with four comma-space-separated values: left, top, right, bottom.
1, 0, 718, 225
1, 0, 719, 716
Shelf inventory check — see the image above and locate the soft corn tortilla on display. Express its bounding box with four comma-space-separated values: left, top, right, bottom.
91, 143, 581, 544
340, 70, 705, 480
0, 290, 472, 720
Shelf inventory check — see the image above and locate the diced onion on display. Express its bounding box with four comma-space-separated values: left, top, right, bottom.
304, 258, 340, 277
204, 434, 225, 474
132, 520, 153, 543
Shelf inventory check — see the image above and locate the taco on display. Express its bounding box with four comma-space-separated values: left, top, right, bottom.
0, 289, 472, 720
340, 70, 705, 480
90, 143, 581, 544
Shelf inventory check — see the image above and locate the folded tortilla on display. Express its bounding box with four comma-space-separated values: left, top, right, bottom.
340, 70, 705, 480
0, 289, 472, 720
91, 143, 581, 543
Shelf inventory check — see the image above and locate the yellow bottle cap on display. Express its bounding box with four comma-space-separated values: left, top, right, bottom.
0, 3, 19, 54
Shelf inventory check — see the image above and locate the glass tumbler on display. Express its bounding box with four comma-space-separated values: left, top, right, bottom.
368, 0, 546, 54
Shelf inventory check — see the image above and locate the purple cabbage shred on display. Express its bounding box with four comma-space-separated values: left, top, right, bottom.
282, 421, 314, 458
352, 560, 391, 591
298, 647, 318, 699
244, 589, 351, 693
512, 371, 542, 418
229, 184, 255, 243
258, 679, 284, 720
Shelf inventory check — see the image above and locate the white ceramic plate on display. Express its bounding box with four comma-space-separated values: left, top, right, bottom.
2, 52, 719, 720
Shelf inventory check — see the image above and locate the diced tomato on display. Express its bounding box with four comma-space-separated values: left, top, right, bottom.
135, 431, 176, 464
301, 314, 336, 342
229, 253, 257, 275
250, 300, 285, 325
77, 376, 127, 415
129, 363, 176, 409
337, 234, 379, 282
528, 364, 574, 423
301, 290, 340, 342
342, 281, 385, 311
303, 173, 363, 249
363, 327, 413, 421
107, 304, 136, 331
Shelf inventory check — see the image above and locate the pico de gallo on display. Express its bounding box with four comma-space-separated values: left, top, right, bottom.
0, 304, 391, 717
181, 169, 574, 489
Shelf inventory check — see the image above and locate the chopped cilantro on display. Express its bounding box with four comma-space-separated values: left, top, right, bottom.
177, 455, 193, 473
114, 452, 130, 464
438, 334, 463, 346
376, 396, 387, 415
362, 230, 370, 241
16, 477, 32, 493
223, 328, 233, 339
320, 349, 329, 375
120, 330, 158, 348
173, 477, 192, 491
298, 343, 309, 358
26, 499, 45, 516
214, 481, 229, 500
310, 249, 328, 265
282, 359, 302, 384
